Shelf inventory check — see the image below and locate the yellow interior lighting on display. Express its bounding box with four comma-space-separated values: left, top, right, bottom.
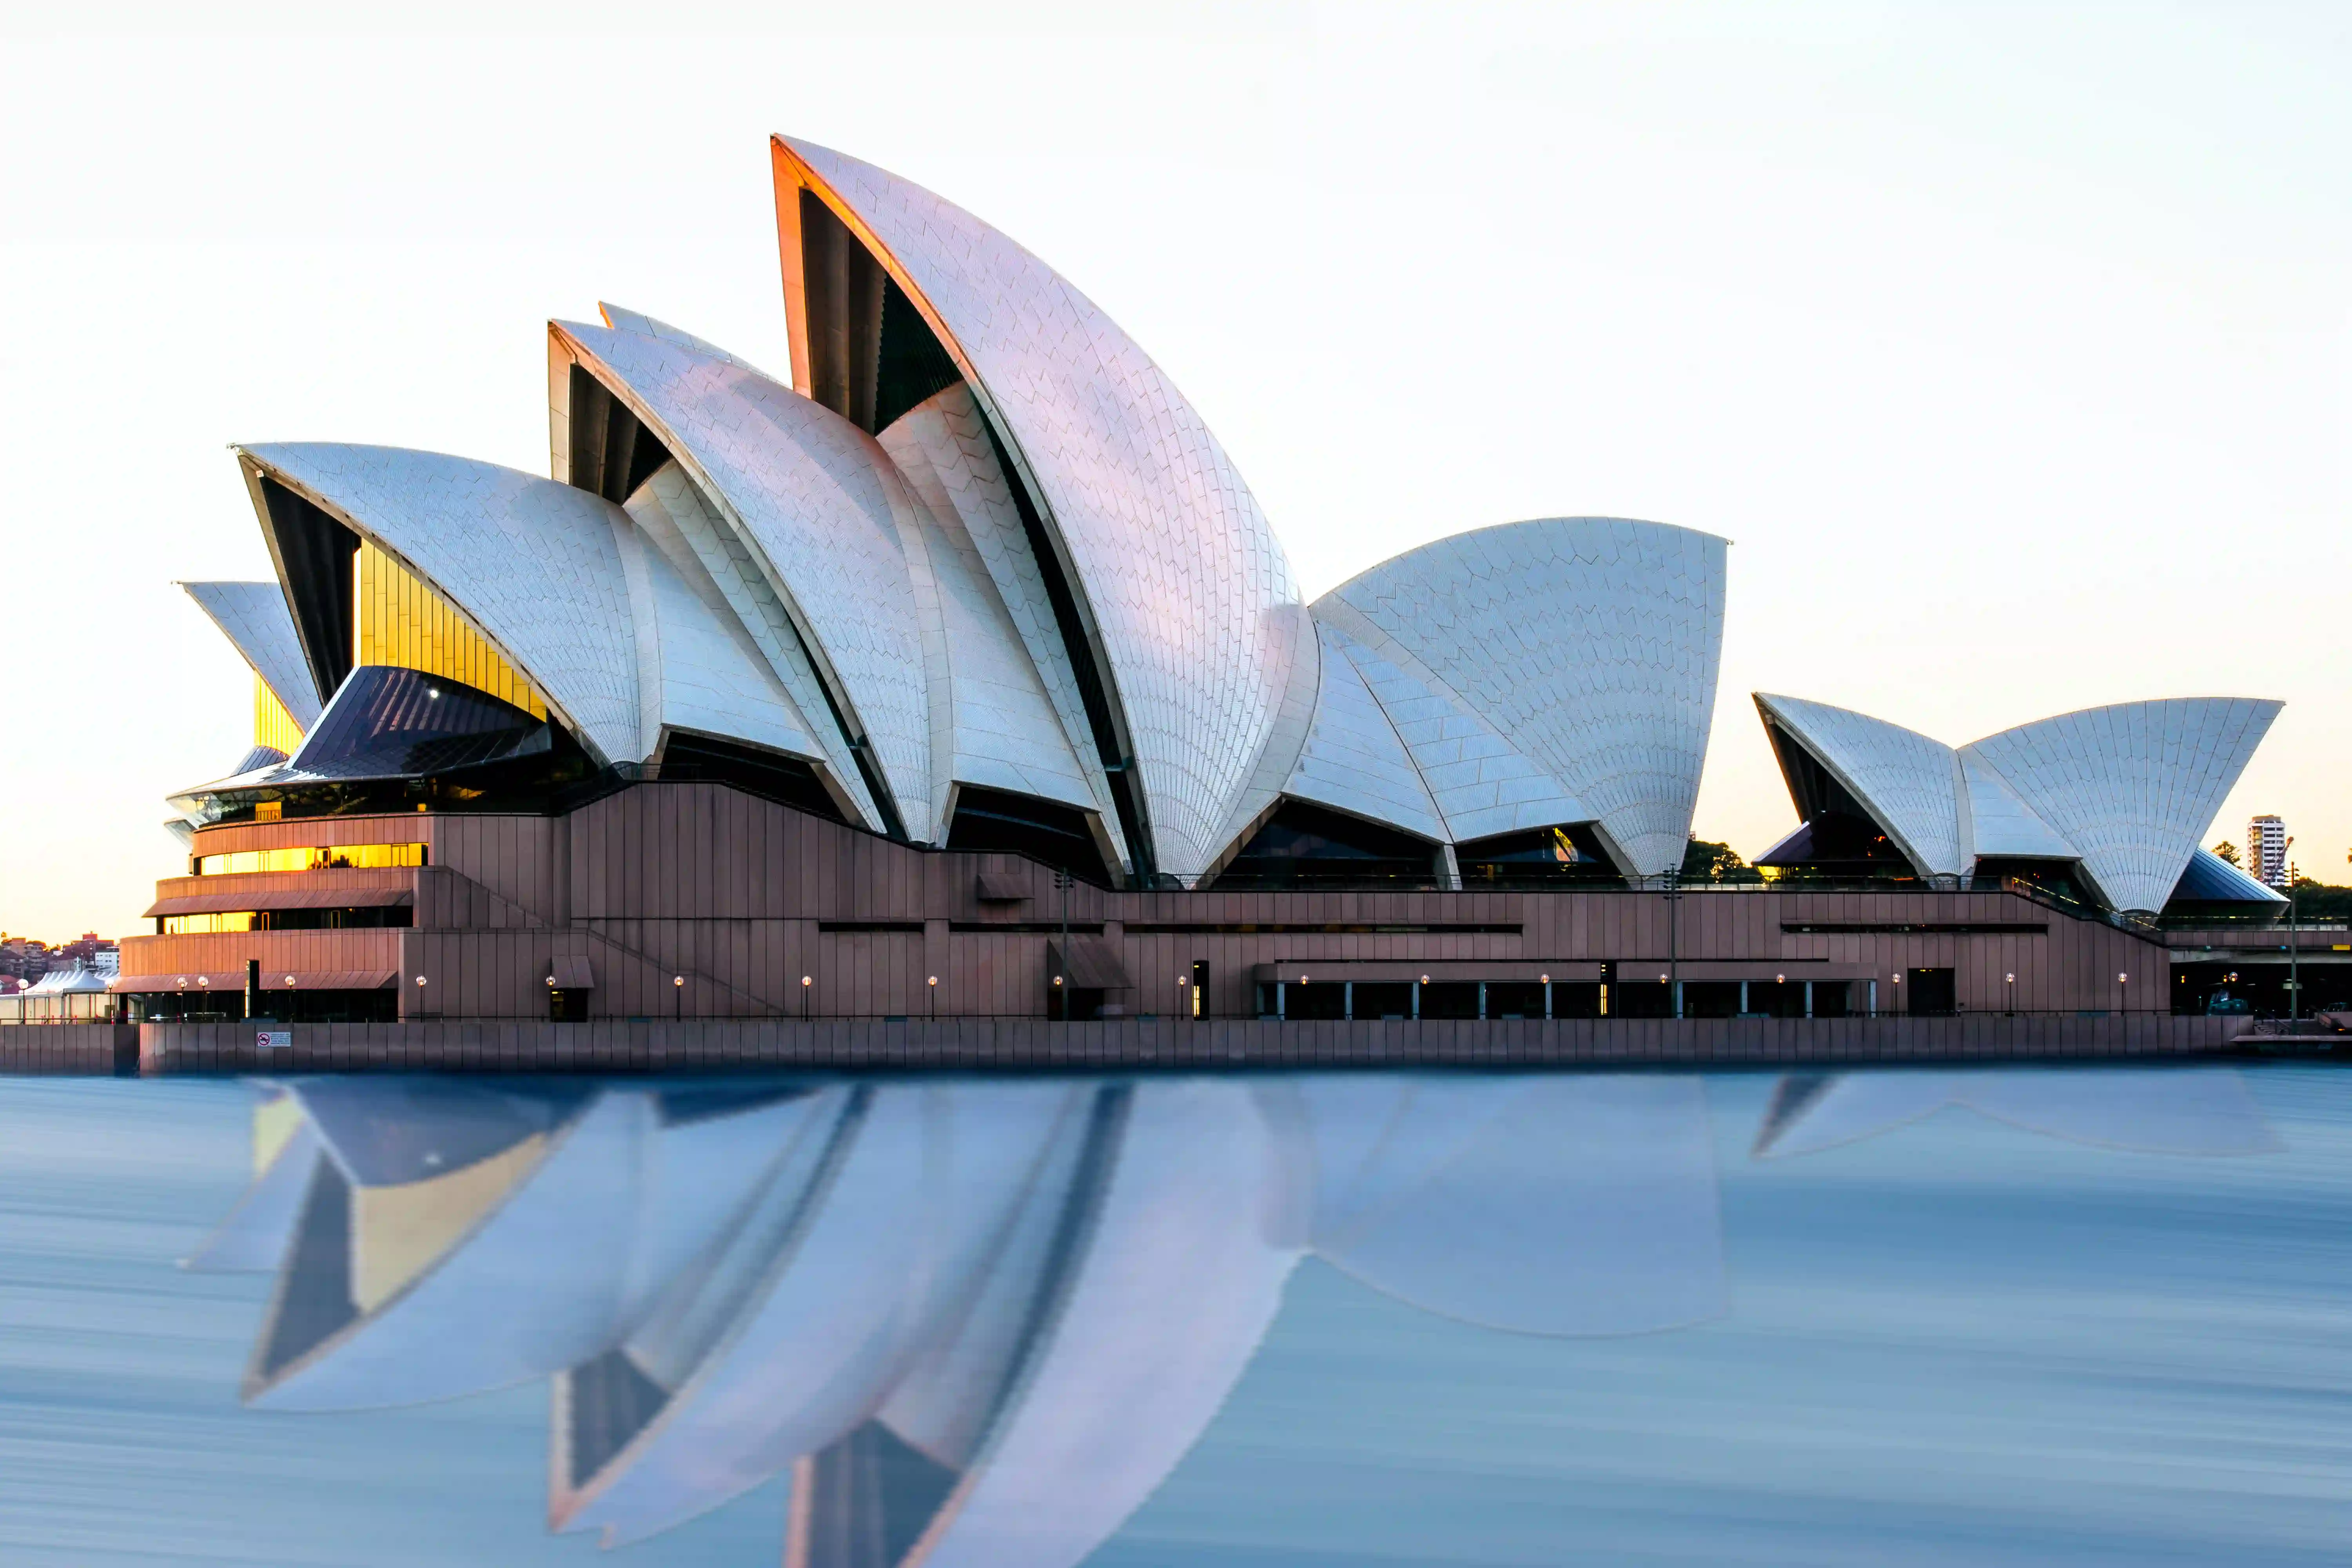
194, 843, 428, 876
354, 540, 546, 719
254, 677, 305, 755
160, 912, 259, 935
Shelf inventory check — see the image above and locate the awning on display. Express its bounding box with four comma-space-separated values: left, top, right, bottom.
548, 956, 595, 990
1047, 937, 1131, 991
113, 969, 398, 993
143, 887, 415, 918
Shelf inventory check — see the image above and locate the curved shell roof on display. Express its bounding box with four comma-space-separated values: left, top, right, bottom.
1962, 698, 2281, 914
879, 385, 1109, 830
1754, 693, 1967, 878
1755, 693, 2282, 913
198, 140, 1762, 887
612, 467, 831, 770
1317, 519, 1728, 877
237, 443, 643, 766
554, 319, 934, 835
181, 580, 321, 729
775, 136, 1311, 881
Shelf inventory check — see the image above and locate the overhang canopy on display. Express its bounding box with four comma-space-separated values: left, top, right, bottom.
144, 887, 415, 918
113, 969, 398, 993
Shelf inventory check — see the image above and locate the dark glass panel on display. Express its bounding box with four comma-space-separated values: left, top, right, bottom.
659, 734, 848, 823
1216, 801, 1440, 891
1486, 982, 1547, 1019
293, 666, 550, 780
1455, 824, 1624, 887
946, 787, 1110, 886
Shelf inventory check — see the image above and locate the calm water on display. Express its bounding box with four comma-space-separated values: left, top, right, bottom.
0, 1067, 2347, 1566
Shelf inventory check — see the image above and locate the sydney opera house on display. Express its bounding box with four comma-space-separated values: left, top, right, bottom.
98, 136, 2335, 1055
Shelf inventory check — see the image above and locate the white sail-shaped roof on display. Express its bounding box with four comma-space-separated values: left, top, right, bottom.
1754, 693, 1969, 878
1756, 694, 2280, 910
775, 136, 1313, 882
878, 388, 1106, 830
1318, 519, 1726, 875
1961, 699, 2282, 915
1959, 751, 2078, 859
552, 319, 935, 836
615, 465, 833, 773
1275, 619, 1446, 844
181, 580, 322, 730
236, 443, 644, 766
1310, 604, 1586, 846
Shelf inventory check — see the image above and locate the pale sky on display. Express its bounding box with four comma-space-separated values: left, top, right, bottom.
1, 2, 2344, 938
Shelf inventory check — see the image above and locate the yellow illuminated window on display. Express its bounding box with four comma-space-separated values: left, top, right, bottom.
161, 912, 259, 935
194, 843, 428, 876
354, 541, 546, 718
254, 677, 305, 755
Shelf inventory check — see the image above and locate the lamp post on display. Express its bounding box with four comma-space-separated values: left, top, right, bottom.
927, 974, 938, 1019
673, 974, 684, 1022
2005, 972, 2015, 1016
1666, 867, 1682, 1018
800, 975, 811, 1021
2288, 860, 2300, 1025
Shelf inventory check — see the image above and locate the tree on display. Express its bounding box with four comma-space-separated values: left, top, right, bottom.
1681, 837, 1766, 883
2212, 840, 2240, 866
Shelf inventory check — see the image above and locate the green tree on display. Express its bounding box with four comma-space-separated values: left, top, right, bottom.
1681, 837, 1765, 883
2212, 840, 2240, 866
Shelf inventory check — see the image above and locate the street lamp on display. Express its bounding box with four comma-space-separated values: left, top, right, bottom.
673, 974, 684, 1021
800, 975, 812, 1021
927, 974, 938, 1018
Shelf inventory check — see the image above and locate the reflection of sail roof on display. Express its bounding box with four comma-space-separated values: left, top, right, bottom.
558, 1084, 1085, 1548
1316, 519, 1727, 875
1754, 694, 1968, 877
1961, 699, 2281, 914
181, 581, 322, 729
1294, 1074, 1725, 1337
238, 443, 644, 766
1752, 1069, 2279, 1158
775, 135, 1312, 882
219, 1072, 1736, 1566
248, 1089, 818, 1413
553, 319, 933, 835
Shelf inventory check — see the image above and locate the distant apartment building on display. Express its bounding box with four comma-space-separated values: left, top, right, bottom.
2247, 815, 2290, 889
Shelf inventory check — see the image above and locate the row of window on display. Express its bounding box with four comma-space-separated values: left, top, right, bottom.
1258, 976, 1894, 1021
158, 907, 414, 935
192, 843, 428, 876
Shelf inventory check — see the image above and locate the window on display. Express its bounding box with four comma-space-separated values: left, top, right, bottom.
195, 843, 427, 876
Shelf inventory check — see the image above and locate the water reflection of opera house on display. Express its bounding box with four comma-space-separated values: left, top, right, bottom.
198, 1068, 2278, 1564
102, 136, 2333, 1042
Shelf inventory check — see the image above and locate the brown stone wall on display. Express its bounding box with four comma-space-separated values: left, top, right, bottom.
125, 781, 2183, 1025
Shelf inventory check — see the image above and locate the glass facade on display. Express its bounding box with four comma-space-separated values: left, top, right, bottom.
194, 843, 427, 876
254, 677, 304, 755
354, 540, 548, 719
158, 907, 412, 935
